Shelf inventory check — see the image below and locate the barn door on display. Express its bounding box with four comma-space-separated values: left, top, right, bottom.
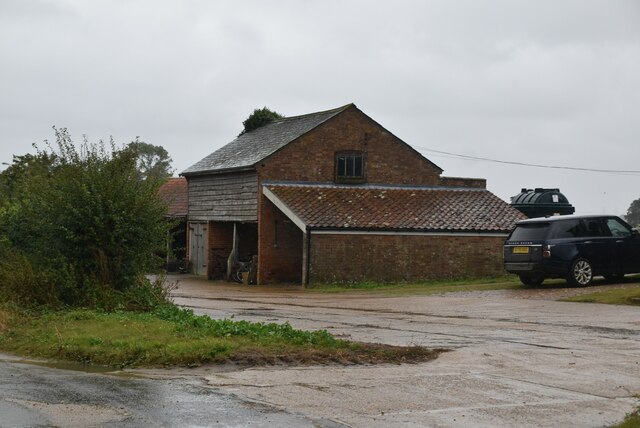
189, 223, 208, 276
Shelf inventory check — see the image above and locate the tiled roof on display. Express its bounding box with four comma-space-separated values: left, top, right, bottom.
265, 183, 526, 233
158, 177, 188, 217
182, 104, 352, 175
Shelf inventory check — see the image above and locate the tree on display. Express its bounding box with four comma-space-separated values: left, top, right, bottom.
0, 128, 170, 307
625, 198, 640, 227
126, 140, 174, 182
0, 152, 56, 205
239, 107, 284, 136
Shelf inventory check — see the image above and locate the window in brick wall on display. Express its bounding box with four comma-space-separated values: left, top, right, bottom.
335, 152, 365, 183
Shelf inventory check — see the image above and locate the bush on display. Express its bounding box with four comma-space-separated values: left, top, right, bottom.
0, 128, 170, 308
0, 244, 56, 306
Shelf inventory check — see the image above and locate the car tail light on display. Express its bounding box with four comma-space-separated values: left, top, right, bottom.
543, 245, 551, 258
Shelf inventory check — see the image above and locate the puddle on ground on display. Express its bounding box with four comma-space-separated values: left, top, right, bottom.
0, 353, 257, 383
0, 355, 151, 378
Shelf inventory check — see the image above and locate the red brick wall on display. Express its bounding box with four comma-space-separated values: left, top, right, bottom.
308, 233, 507, 283
252, 106, 500, 284
257, 106, 442, 186
257, 197, 303, 284
439, 176, 486, 189
207, 221, 234, 279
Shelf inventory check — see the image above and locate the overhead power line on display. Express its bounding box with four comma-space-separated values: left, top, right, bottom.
413, 146, 640, 175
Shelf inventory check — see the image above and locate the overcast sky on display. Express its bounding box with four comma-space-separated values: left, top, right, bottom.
1, 0, 639, 215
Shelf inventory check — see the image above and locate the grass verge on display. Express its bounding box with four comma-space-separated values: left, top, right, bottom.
0, 304, 443, 368
561, 286, 640, 306
613, 407, 640, 428
307, 276, 522, 295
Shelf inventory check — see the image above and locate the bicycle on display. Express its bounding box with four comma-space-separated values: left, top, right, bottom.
232, 259, 253, 283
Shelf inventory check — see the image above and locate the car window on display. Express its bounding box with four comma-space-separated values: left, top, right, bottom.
582, 219, 607, 237
550, 218, 607, 238
509, 223, 550, 240
552, 219, 579, 238
605, 218, 632, 237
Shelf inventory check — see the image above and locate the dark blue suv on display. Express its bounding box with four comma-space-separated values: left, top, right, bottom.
504, 215, 640, 286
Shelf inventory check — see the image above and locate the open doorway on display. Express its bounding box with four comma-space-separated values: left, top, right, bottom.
208, 221, 258, 280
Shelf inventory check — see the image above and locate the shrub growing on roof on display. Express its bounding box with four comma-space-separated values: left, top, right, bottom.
239, 107, 284, 136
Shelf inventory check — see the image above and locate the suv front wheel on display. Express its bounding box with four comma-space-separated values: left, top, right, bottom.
568, 258, 593, 287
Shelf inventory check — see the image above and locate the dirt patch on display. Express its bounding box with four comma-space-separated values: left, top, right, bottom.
223, 344, 447, 367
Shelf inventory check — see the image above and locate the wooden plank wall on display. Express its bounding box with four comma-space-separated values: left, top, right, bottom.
188, 172, 258, 222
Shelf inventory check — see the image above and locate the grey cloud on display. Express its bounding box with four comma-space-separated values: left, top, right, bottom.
1, 0, 638, 215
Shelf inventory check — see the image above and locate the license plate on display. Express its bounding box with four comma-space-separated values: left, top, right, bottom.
512, 246, 530, 254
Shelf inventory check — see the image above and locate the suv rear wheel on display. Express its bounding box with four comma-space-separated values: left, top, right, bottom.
519, 274, 544, 287
568, 258, 593, 287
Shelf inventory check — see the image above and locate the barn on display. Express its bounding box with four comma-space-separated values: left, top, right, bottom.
181, 104, 525, 284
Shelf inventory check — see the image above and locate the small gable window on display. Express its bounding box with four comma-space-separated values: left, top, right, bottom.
335, 152, 365, 183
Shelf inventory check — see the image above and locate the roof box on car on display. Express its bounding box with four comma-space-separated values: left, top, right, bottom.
510, 188, 575, 219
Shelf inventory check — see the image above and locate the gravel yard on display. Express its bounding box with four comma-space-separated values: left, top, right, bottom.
170, 276, 640, 427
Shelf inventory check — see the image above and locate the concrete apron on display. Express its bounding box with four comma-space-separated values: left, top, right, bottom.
169, 275, 640, 427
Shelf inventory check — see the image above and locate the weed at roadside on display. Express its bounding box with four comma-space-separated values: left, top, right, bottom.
0, 304, 443, 368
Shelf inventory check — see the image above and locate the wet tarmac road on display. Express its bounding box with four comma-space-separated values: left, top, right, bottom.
0, 358, 339, 427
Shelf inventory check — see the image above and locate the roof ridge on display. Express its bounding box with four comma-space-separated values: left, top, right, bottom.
272, 103, 354, 123
263, 181, 486, 192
